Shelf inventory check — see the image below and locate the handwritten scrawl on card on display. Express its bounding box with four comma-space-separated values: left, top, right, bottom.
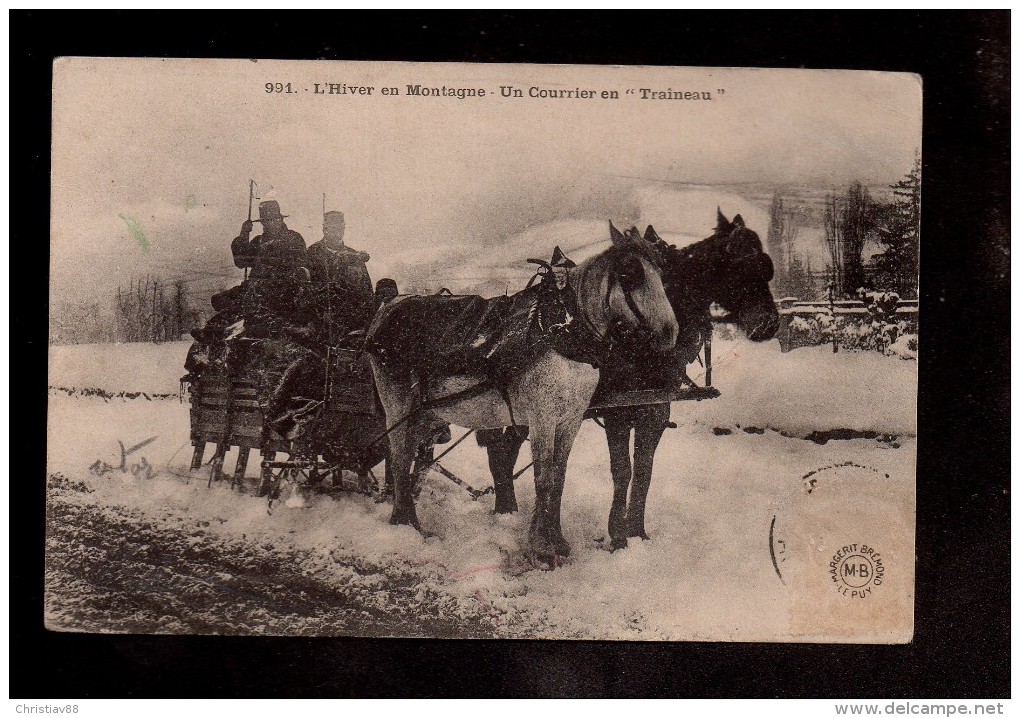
89, 436, 158, 480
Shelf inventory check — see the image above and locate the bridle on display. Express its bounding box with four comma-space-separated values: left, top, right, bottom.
572, 253, 660, 346
612, 266, 658, 338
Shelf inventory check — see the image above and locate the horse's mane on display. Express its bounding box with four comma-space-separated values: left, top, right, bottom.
568, 243, 618, 338
567, 231, 675, 347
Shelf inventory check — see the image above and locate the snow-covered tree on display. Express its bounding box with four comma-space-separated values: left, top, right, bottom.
825, 182, 880, 297
766, 192, 788, 293
873, 155, 920, 298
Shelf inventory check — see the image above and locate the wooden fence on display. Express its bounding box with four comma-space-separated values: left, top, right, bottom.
774, 298, 918, 353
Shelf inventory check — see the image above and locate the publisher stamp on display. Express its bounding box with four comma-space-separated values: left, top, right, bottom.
830, 543, 886, 598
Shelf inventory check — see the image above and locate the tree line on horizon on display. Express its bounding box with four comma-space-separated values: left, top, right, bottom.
767, 156, 921, 301
49, 277, 203, 345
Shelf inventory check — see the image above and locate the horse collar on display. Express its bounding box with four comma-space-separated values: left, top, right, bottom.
534, 263, 612, 368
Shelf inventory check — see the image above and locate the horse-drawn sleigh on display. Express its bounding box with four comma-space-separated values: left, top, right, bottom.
184, 209, 778, 562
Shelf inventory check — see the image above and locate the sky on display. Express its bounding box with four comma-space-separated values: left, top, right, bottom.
50, 59, 922, 308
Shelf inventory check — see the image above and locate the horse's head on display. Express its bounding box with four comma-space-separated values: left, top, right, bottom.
658, 210, 780, 343
572, 222, 678, 352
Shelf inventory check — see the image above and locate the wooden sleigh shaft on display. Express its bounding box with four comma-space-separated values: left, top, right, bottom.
585, 384, 720, 416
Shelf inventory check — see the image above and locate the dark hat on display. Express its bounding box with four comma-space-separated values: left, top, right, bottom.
375, 278, 398, 293
324, 210, 345, 228
258, 200, 287, 221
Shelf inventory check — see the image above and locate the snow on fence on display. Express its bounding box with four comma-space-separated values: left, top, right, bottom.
774, 297, 918, 357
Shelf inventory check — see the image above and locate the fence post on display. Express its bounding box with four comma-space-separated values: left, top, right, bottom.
828, 279, 839, 353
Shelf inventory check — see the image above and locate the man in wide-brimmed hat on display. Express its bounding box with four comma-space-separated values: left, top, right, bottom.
229, 200, 314, 427
230, 200, 310, 331
232, 200, 309, 282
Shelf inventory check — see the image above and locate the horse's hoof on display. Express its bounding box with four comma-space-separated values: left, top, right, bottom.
609, 537, 629, 552
493, 504, 518, 515
527, 552, 563, 571
628, 531, 651, 541
527, 536, 563, 569
553, 536, 572, 558
389, 510, 420, 529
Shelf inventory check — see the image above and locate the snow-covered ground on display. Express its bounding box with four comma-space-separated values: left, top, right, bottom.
46, 338, 916, 641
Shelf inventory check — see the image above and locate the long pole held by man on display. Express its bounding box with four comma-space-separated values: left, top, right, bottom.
322, 192, 333, 402
244, 180, 257, 281
322, 193, 334, 346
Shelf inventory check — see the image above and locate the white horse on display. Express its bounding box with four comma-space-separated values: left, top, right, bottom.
368, 224, 678, 563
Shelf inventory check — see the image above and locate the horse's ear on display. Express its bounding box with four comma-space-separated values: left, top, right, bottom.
732, 213, 745, 228
644, 225, 660, 243
716, 207, 731, 232
609, 221, 625, 246
551, 246, 576, 268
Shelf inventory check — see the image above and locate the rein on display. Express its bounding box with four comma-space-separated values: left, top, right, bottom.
619, 279, 654, 335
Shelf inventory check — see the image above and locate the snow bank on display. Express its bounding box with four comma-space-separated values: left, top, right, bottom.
888, 334, 918, 361
47, 394, 915, 641
49, 341, 192, 395
683, 336, 917, 436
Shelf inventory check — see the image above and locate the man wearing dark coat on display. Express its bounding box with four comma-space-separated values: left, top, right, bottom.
232, 200, 309, 280
306, 210, 376, 340
229, 200, 313, 429
261, 212, 378, 457
231, 200, 310, 336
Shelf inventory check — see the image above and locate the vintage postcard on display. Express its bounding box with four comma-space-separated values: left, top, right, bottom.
47, 58, 920, 642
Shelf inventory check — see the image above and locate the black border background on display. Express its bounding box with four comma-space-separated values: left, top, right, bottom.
12, 11, 1009, 698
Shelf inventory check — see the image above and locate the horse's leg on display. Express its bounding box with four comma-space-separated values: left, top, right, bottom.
504, 426, 528, 505
369, 360, 421, 530
603, 409, 634, 551
627, 403, 670, 541
491, 427, 528, 514
488, 438, 517, 514
540, 414, 587, 558
479, 428, 515, 514
527, 424, 560, 563
390, 421, 425, 529
517, 351, 599, 564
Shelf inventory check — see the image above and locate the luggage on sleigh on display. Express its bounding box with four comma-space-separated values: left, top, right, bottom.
186, 346, 386, 495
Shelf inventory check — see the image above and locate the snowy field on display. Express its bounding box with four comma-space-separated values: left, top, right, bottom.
46, 338, 916, 641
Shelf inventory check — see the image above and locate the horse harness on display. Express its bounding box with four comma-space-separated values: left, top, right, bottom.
358, 252, 660, 450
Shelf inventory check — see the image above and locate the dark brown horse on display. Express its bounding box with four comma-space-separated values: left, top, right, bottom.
481, 210, 780, 550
